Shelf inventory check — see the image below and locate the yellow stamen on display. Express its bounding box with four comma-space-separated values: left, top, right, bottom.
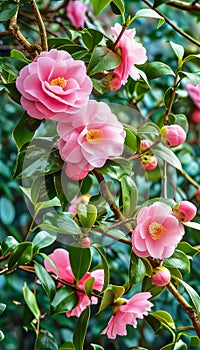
86, 129, 104, 144
50, 77, 67, 88
149, 222, 166, 240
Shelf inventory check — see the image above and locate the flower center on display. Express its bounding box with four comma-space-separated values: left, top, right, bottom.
149, 222, 167, 240
86, 129, 104, 144
50, 77, 67, 88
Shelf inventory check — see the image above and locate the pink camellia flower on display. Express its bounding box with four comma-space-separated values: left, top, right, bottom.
140, 140, 157, 170
186, 81, 200, 109
57, 100, 125, 180
161, 124, 186, 147
173, 201, 197, 222
152, 266, 171, 286
132, 202, 185, 259
44, 248, 104, 317
101, 292, 153, 339
191, 109, 200, 124
16, 49, 92, 121
66, 0, 87, 28
110, 23, 147, 88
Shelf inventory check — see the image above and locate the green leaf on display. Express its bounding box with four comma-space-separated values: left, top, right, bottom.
50, 286, 78, 316
98, 158, 133, 179
179, 71, 200, 86
169, 41, 184, 65
35, 197, 61, 213
54, 172, 80, 211
84, 277, 95, 297
0, 57, 27, 77
164, 87, 178, 109
153, 0, 168, 7
112, 0, 125, 15
145, 62, 175, 79
8, 242, 33, 269
124, 128, 137, 154
175, 278, 200, 317
91, 345, 104, 350
183, 221, 200, 231
128, 252, 146, 286
121, 175, 138, 216
168, 113, 188, 133
1, 236, 18, 256
13, 112, 41, 150
92, 0, 112, 16
0, 330, 5, 341
34, 262, 56, 301
98, 288, 115, 313
59, 342, 75, 350
153, 143, 182, 171
0, 196, 15, 224
10, 49, 30, 61
73, 306, 90, 350
177, 241, 198, 258
32, 230, 57, 254
0, 1, 18, 21
34, 329, 58, 350
151, 310, 176, 329
87, 47, 121, 76
164, 249, 190, 273
69, 246, 91, 281
0, 303, 6, 315
182, 53, 200, 64
40, 212, 81, 235
137, 121, 160, 138
23, 282, 40, 320
81, 29, 103, 51
133, 9, 165, 27
77, 203, 97, 229
93, 245, 109, 291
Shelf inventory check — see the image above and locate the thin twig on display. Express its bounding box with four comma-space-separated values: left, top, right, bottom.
167, 0, 200, 12
30, 0, 48, 51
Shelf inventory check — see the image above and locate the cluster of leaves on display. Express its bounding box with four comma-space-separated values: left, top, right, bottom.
0, 0, 200, 349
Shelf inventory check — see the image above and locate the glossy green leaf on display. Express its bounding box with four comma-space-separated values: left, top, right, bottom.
164, 87, 178, 109
54, 172, 80, 211
80, 175, 93, 195
69, 246, 91, 281
77, 203, 97, 229
177, 241, 198, 258
164, 249, 190, 273
92, 0, 112, 16
121, 174, 138, 216
183, 221, 200, 231
8, 242, 33, 269
142, 275, 164, 298
35, 197, 61, 213
124, 128, 137, 154
169, 41, 184, 64
50, 286, 78, 316
0, 57, 27, 77
145, 62, 175, 79
34, 330, 58, 350
175, 278, 200, 317
91, 345, 104, 350
23, 283, 40, 320
34, 262, 56, 301
1, 236, 18, 256
13, 112, 41, 150
0, 196, 15, 224
98, 158, 133, 179
84, 277, 95, 297
98, 288, 115, 313
0, 330, 5, 341
182, 53, 200, 64
87, 47, 121, 76
153, 143, 182, 171
107, 228, 130, 242
179, 71, 200, 85
0, 1, 18, 21
153, 0, 168, 7
151, 310, 176, 329
137, 122, 160, 138
81, 29, 103, 51
168, 113, 188, 133
33, 230, 57, 254
93, 244, 109, 290
40, 212, 81, 235
73, 306, 90, 350
0, 303, 6, 315
133, 9, 165, 27
128, 252, 146, 286
59, 342, 75, 350
113, 0, 125, 15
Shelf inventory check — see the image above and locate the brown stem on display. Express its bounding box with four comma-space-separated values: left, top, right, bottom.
93, 227, 132, 246
167, 282, 200, 337
167, 0, 200, 12
30, 0, 48, 51
164, 73, 180, 124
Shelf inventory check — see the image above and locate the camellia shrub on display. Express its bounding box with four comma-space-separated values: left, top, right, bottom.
0, 0, 200, 349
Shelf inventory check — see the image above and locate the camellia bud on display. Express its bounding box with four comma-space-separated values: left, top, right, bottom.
140, 140, 157, 170
161, 124, 186, 147
152, 266, 171, 286
81, 236, 91, 248
191, 109, 200, 124
173, 201, 197, 222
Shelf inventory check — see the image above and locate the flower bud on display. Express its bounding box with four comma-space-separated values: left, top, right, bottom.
81, 236, 91, 248
152, 266, 171, 286
140, 140, 157, 170
173, 201, 197, 222
161, 124, 186, 147
191, 109, 200, 124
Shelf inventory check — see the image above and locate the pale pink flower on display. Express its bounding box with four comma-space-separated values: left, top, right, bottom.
68, 194, 90, 214
57, 100, 125, 180
161, 125, 186, 147
16, 49, 92, 121
66, 0, 87, 28
186, 82, 200, 109
152, 266, 171, 286
44, 248, 104, 317
132, 202, 185, 259
110, 23, 147, 88
173, 201, 197, 222
101, 292, 153, 339
191, 109, 200, 124
140, 140, 157, 170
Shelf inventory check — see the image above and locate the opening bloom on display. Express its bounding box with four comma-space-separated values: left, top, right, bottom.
101, 292, 153, 339
152, 266, 171, 286
66, 0, 88, 28
16, 49, 92, 121
132, 202, 185, 259
161, 124, 186, 147
173, 201, 197, 222
186, 81, 200, 109
44, 248, 104, 317
57, 100, 125, 180
110, 23, 147, 88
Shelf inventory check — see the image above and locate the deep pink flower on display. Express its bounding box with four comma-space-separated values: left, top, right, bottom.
161, 125, 186, 147
44, 248, 104, 317
66, 0, 87, 28
152, 266, 171, 286
140, 140, 157, 170
191, 109, 200, 124
186, 82, 200, 109
16, 49, 92, 121
101, 292, 153, 339
110, 23, 147, 88
173, 201, 197, 222
132, 202, 185, 259
57, 100, 125, 180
